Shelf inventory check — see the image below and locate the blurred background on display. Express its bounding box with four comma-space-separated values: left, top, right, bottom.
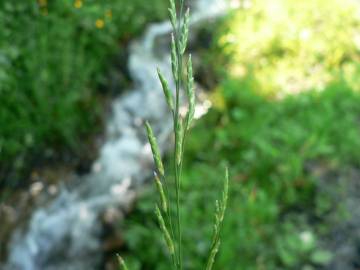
1, 0, 360, 269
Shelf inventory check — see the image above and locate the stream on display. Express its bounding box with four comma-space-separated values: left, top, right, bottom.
3, 1, 232, 269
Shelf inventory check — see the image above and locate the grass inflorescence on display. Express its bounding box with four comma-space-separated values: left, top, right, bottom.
119, 0, 229, 269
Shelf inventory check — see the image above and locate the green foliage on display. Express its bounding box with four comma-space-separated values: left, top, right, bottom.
213, 0, 360, 97
121, 79, 360, 269
0, 0, 167, 184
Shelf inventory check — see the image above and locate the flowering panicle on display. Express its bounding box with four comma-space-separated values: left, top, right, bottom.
119, 1, 229, 269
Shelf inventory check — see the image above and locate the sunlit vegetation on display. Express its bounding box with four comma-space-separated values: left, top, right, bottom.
214, 0, 360, 97
0, 0, 167, 187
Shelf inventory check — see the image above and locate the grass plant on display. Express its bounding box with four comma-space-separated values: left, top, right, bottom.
118, 0, 229, 269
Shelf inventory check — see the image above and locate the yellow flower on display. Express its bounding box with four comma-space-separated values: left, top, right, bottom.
95, 19, 105, 29
74, 0, 82, 9
105, 10, 112, 19
38, 0, 47, 7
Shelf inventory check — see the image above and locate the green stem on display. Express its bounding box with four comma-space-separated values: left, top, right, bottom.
161, 174, 177, 269
173, 0, 185, 268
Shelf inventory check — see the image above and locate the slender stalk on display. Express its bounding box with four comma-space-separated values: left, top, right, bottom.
171, 0, 185, 269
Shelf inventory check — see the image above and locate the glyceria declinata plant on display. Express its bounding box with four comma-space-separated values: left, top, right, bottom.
119, 0, 229, 269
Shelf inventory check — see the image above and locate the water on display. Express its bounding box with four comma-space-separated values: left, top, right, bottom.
4, 1, 232, 269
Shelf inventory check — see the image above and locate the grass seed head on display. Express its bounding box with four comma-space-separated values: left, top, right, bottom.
145, 121, 165, 177
169, 0, 177, 29
171, 34, 178, 82
154, 172, 168, 213
180, 8, 190, 54
157, 68, 174, 111
186, 54, 195, 129
155, 205, 175, 255
175, 118, 183, 165
206, 240, 221, 270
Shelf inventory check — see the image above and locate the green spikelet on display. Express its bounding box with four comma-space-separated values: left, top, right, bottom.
171, 34, 178, 82
180, 8, 190, 55
186, 55, 195, 130
116, 254, 129, 270
155, 205, 175, 255
157, 69, 174, 111
205, 240, 221, 270
205, 167, 230, 270
168, 0, 177, 28
154, 172, 168, 213
145, 122, 165, 177
175, 118, 183, 165
221, 167, 229, 221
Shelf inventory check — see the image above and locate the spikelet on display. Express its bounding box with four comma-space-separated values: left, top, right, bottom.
157, 69, 174, 111
171, 34, 178, 82
145, 122, 165, 177
154, 172, 168, 213
168, 0, 177, 28
155, 205, 175, 255
116, 254, 129, 270
206, 167, 230, 270
175, 118, 183, 165
186, 55, 195, 130
180, 8, 190, 55
221, 167, 229, 221
205, 240, 221, 270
